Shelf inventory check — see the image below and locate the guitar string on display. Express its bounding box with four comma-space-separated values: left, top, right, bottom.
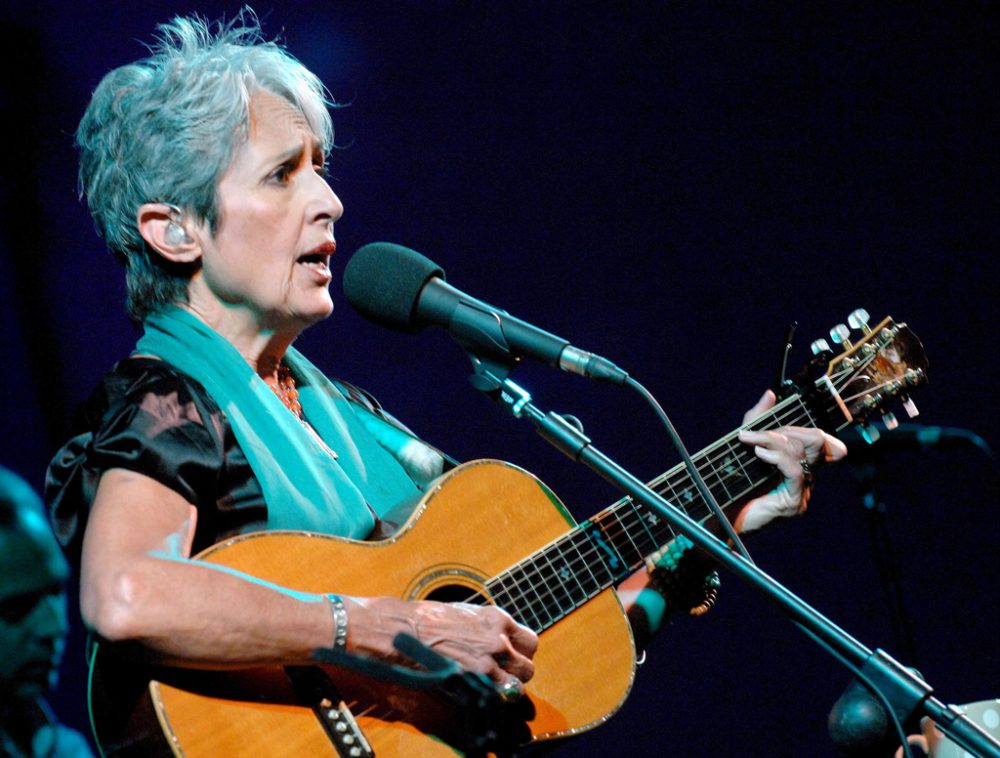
493, 462, 773, 628
555, 351, 906, 624
492, 466, 771, 626
484, 398, 819, 626
482, 349, 904, 626
488, 412, 807, 626
510, 392, 865, 627
540, 402, 803, 607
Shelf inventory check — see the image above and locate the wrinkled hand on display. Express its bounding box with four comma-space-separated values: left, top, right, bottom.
347, 597, 538, 692
734, 390, 847, 534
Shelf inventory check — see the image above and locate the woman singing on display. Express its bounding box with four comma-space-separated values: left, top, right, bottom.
47, 12, 843, 756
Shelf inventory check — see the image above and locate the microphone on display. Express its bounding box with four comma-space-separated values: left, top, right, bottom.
343, 242, 629, 384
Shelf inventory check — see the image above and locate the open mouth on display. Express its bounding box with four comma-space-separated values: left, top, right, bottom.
296, 251, 330, 272
296, 241, 335, 275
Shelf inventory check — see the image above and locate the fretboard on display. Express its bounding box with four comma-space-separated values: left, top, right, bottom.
485, 394, 819, 631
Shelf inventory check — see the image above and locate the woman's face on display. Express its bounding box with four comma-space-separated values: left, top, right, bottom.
191, 90, 344, 333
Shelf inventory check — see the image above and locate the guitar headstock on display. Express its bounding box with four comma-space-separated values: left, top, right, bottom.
795, 309, 928, 436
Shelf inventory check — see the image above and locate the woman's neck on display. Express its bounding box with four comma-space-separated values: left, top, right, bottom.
179, 302, 299, 383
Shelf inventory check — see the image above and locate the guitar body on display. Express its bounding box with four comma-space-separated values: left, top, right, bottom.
89, 460, 637, 756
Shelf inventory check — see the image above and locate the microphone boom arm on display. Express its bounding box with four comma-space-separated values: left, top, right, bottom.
478, 370, 1000, 758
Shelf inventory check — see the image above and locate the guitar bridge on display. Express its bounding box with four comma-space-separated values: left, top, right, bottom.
285, 666, 375, 757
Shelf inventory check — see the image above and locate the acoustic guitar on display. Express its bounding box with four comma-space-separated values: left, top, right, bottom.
88, 313, 927, 756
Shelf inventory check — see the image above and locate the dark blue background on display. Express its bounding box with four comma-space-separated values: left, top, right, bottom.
2, 2, 997, 755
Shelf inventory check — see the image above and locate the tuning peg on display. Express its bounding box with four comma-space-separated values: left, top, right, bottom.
882, 412, 899, 430
901, 395, 919, 418
829, 324, 852, 349
847, 308, 872, 334
810, 338, 832, 355
859, 424, 881, 445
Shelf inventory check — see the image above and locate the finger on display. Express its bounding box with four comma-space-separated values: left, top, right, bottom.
824, 432, 848, 462
738, 429, 806, 469
430, 638, 509, 684
779, 426, 848, 463
506, 619, 540, 657
736, 484, 810, 533
497, 633, 536, 682
742, 389, 776, 425
750, 444, 806, 483
431, 607, 536, 682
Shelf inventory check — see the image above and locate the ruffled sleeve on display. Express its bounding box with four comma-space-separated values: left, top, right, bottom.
46, 359, 267, 558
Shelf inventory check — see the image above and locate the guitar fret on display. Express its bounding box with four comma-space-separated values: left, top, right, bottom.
706, 458, 733, 503
569, 528, 613, 594
493, 530, 606, 631
581, 519, 629, 583
633, 497, 676, 548
554, 532, 595, 602
796, 397, 817, 427
727, 438, 755, 486
713, 440, 755, 495
660, 473, 688, 516
521, 559, 563, 629
527, 557, 570, 629
701, 453, 734, 503
535, 547, 580, 617
669, 471, 701, 520
591, 510, 646, 569
484, 394, 826, 635
491, 573, 531, 622
500, 563, 548, 630
486, 572, 520, 619
527, 539, 585, 622
619, 498, 662, 556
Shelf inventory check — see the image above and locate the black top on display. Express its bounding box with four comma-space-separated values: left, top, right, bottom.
46, 358, 436, 560
45, 358, 457, 561
47, 358, 269, 559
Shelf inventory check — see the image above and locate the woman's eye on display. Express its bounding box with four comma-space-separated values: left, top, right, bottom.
270, 164, 294, 183
314, 164, 329, 178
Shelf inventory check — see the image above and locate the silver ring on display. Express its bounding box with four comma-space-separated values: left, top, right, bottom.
799, 458, 815, 484
499, 675, 522, 701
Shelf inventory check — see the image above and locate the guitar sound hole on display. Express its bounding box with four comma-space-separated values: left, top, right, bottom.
425, 584, 489, 606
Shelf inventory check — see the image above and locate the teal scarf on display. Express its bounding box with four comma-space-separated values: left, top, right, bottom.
136, 307, 429, 537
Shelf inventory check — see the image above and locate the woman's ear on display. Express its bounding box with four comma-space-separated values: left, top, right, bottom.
137, 203, 201, 263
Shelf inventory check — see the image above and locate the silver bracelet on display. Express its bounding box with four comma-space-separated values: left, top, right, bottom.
326, 594, 349, 651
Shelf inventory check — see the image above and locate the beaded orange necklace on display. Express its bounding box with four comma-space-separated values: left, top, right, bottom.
272, 364, 303, 420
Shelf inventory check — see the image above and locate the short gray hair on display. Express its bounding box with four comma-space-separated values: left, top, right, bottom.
77, 11, 334, 322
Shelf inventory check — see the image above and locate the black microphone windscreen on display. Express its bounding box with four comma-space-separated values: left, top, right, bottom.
827, 678, 892, 755
343, 243, 445, 331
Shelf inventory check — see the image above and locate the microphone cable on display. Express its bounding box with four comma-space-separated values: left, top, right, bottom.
624, 376, 753, 563
626, 376, 917, 758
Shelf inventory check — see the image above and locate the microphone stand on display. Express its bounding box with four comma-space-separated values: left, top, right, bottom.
852, 455, 920, 664
470, 365, 1000, 757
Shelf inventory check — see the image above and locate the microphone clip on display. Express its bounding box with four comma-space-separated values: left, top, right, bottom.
467, 351, 519, 394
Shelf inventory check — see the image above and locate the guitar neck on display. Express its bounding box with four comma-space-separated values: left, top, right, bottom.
486, 392, 820, 632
